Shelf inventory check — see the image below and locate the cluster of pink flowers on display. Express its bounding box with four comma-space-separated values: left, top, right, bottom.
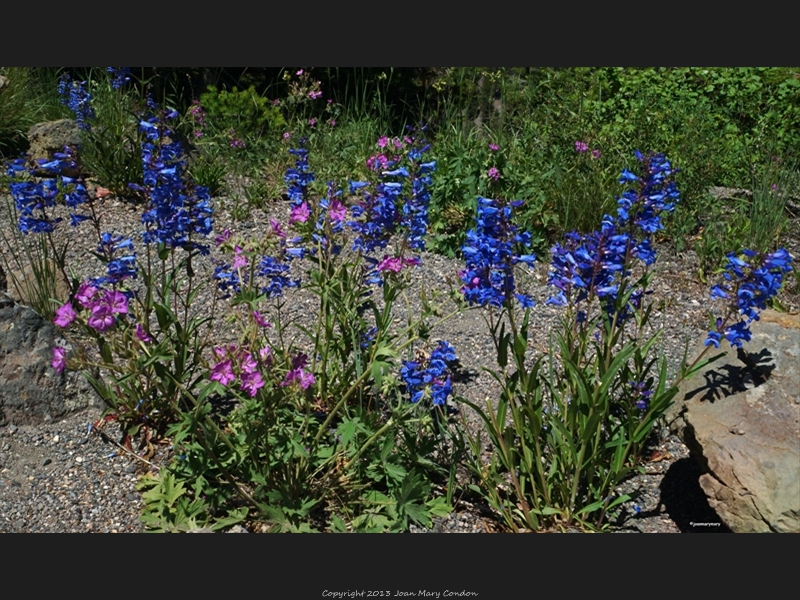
51, 282, 136, 374
487, 166, 500, 181
210, 343, 269, 397
575, 140, 601, 159
366, 153, 391, 172
229, 129, 246, 148
377, 136, 405, 150
188, 101, 206, 139
280, 353, 315, 390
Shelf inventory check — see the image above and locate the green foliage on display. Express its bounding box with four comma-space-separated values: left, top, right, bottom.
199, 84, 285, 139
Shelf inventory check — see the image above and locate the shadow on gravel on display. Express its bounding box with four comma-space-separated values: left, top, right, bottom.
659, 457, 732, 533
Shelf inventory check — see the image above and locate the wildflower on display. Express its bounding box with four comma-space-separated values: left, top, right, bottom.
377, 136, 389, 148
283, 132, 291, 140
87, 304, 116, 332
54, 303, 77, 328
52, 347, 67, 374
289, 202, 311, 224
135, 324, 153, 343
592, 149, 601, 159
253, 311, 271, 328
487, 167, 500, 181
107, 67, 131, 90
400, 341, 458, 407
460, 197, 536, 308
489, 143, 499, 152
308, 118, 316, 127
706, 248, 793, 348
240, 371, 265, 397
210, 359, 235, 386
309, 90, 322, 100
281, 367, 315, 390
575, 141, 588, 153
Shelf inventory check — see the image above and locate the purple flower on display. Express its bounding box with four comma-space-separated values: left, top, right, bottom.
87, 305, 115, 332
290, 202, 311, 224
487, 167, 500, 181
575, 141, 588, 153
281, 367, 315, 390
489, 143, 499, 152
52, 347, 67, 374
253, 311, 271, 328
210, 359, 235, 387
240, 371, 265, 397
54, 303, 77, 328
135, 324, 153, 343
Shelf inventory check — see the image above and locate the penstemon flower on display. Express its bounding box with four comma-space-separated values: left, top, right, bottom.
460, 197, 536, 309
705, 248, 793, 348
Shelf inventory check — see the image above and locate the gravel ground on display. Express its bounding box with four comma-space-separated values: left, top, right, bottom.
1, 182, 798, 533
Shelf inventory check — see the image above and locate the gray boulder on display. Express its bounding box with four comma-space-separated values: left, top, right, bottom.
666, 310, 800, 533
26, 119, 82, 177
0, 293, 100, 426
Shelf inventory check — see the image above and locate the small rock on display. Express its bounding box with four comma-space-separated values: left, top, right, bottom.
42, 458, 52, 467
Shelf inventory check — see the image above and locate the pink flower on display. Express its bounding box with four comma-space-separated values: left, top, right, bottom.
329, 199, 347, 222
135, 324, 153, 343
215, 229, 232, 247
283, 131, 291, 140
488, 167, 500, 181
281, 367, 315, 390
592, 149, 601, 159
309, 90, 322, 100
54, 303, 77, 328
52, 346, 67, 374
253, 311, 271, 328
575, 141, 588, 153
270, 218, 286, 238
259, 345, 272, 363
232, 246, 247, 270
210, 360, 235, 387
327, 119, 336, 127
393, 137, 404, 149
327, 98, 333, 104
103, 290, 128, 315
296, 69, 304, 76
238, 351, 258, 375
87, 304, 115, 332
289, 202, 310, 224
308, 118, 316, 127
377, 136, 389, 148
377, 256, 403, 273
75, 282, 98, 308
240, 371, 265, 397
273, 99, 280, 106
489, 143, 499, 152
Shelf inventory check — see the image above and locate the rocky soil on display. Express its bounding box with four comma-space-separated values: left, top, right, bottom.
1, 182, 798, 533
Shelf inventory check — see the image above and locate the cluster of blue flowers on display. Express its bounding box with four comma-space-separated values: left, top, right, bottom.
57, 73, 95, 131
705, 248, 793, 348
7, 148, 90, 234
285, 142, 314, 207
459, 197, 536, 309
133, 108, 213, 254
348, 129, 435, 257
107, 67, 131, 90
400, 341, 458, 407
545, 151, 679, 317
92, 233, 137, 287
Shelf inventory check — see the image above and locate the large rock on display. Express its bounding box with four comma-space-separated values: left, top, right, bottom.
0, 293, 100, 425
26, 119, 82, 177
665, 310, 800, 532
